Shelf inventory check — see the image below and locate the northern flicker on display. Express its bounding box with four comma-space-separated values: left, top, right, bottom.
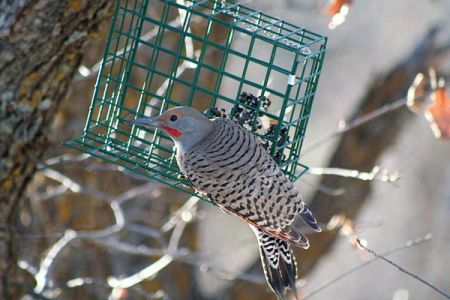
128, 106, 321, 299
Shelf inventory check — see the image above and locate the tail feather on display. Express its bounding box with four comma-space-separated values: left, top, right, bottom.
254, 228, 299, 300
279, 225, 310, 249
278, 240, 298, 296
300, 206, 321, 232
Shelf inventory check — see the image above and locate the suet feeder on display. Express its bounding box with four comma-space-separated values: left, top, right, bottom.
65, 0, 327, 201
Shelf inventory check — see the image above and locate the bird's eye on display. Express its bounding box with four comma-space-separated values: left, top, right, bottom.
169, 115, 178, 122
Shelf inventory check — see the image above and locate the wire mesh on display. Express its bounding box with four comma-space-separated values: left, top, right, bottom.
65, 0, 327, 202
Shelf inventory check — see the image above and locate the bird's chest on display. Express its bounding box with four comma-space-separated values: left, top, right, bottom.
176, 150, 186, 174
178, 151, 212, 195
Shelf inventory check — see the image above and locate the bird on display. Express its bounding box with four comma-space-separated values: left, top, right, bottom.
127, 106, 321, 299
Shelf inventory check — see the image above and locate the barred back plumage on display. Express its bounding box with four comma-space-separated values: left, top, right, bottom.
129, 107, 320, 299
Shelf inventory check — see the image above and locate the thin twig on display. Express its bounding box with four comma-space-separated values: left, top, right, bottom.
28, 168, 131, 295
356, 238, 450, 300
38, 153, 90, 169
303, 234, 433, 299
51, 277, 166, 299
302, 97, 408, 154
300, 178, 346, 196
40, 168, 111, 201
34, 230, 78, 294
74, 18, 183, 81
161, 196, 200, 232
83, 161, 150, 181
307, 165, 401, 183
106, 196, 199, 289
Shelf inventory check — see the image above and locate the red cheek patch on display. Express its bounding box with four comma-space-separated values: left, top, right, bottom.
162, 126, 182, 137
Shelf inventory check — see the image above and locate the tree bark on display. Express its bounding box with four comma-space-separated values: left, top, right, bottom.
0, 0, 113, 297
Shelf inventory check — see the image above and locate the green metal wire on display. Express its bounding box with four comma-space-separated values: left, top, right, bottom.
65, 0, 327, 202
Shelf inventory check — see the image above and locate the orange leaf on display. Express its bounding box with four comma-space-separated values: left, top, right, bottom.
323, 0, 352, 16
425, 87, 450, 139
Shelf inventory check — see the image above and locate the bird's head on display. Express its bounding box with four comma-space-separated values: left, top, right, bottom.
127, 106, 214, 151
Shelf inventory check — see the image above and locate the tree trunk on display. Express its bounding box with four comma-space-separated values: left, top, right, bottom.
0, 1, 113, 297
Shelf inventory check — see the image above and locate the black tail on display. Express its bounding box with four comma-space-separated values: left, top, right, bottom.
254, 228, 299, 300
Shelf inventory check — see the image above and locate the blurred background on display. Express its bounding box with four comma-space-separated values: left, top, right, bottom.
4, 0, 450, 299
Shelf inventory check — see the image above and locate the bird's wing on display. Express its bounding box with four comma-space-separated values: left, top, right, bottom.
183, 121, 313, 248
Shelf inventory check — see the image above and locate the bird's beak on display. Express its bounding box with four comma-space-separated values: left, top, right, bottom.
126, 116, 161, 127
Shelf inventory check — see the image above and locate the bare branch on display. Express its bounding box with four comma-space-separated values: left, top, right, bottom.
356, 237, 450, 300
106, 196, 199, 289
38, 153, 90, 169
74, 18, 183, 81
300, 178, 346, 197
303, 234, 433, 299
40, 168, 112, 202
302, 97, 408, 155
34, 230, 78, 294
114, 182, 161, 204
106, 225, 181, 289
161, 196, 200, 232
54, 277, 165, 299
307, 165, 401, 183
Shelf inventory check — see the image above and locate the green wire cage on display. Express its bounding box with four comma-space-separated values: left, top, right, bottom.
65, 0, 327, 201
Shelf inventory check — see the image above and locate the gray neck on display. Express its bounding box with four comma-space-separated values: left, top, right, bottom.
174, 117, 214, 153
